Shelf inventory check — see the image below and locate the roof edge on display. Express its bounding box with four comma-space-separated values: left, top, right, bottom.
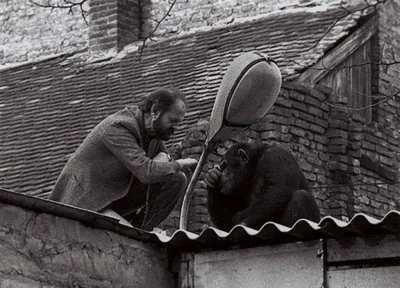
295, 16, 377, 84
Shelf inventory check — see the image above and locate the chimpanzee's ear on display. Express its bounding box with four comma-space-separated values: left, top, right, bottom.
238, 149, 250, 165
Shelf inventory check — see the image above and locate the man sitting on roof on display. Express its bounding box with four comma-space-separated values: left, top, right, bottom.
49, 88, 198, 230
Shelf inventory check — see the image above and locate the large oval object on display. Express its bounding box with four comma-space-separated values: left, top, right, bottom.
207, 51, 282, 143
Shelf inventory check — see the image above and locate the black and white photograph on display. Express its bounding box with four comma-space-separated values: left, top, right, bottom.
0, 0, 399, 287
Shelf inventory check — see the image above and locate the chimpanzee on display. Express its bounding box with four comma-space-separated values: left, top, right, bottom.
205, 142, 320, 231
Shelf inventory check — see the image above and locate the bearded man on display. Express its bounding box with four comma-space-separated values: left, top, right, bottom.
49, 88, 197, 230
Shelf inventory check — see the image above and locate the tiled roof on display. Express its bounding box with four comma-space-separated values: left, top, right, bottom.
1, 188, 398, 250
0, 6, 368, 198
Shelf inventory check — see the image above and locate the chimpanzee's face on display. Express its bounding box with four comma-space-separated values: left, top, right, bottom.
219, 145, 250, 196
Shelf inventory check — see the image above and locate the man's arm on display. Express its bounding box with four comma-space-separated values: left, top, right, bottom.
102, 122, 181, 184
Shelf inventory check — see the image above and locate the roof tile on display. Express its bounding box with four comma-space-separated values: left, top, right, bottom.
0, 6, 367, 197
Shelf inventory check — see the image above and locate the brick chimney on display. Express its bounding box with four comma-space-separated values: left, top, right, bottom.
89, 0, 141, 52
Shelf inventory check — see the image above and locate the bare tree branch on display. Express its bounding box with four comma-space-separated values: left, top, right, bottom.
324, 91, 398, 112
292, 51, 400, 72
29, 0, 89, 25
138, 0, 178, 61
286, 1, 398, 112
310, 0, 387, 50
30, 0, 178, 61
30, 0, 398, 110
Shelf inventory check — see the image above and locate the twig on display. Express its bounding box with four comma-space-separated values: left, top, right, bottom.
138, 0, 178, 61
29, 0, 89, 24
310, 0, 387, 50
324, 91, 399, 111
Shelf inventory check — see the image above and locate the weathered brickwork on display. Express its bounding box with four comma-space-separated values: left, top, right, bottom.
378, 0, 400, 92
160, 81, 400, 233
146, 0, 342, 37
0, 0, 88, 67
2, 0, 342, 66
89, 0, 141, 52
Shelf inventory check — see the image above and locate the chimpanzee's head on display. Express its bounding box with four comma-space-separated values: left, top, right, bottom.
218, 142, 259, 196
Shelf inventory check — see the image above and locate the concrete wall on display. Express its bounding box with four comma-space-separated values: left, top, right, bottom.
0, 201, 173, 287
326, 234, 400, 288
193, 240, 323, 288
178, 234, 400, 287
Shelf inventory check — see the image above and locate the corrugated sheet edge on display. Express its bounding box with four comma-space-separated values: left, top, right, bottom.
1, 188, 398, 249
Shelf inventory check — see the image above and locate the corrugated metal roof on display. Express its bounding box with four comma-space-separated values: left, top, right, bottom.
1, 188, 398, 250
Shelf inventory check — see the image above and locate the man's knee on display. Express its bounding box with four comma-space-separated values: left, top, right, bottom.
173, 171, 187, 196
174, 171, 187, 186
162, 171, 187, 196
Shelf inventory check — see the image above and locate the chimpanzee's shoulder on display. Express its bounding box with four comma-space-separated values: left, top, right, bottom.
258, 144, 295, 158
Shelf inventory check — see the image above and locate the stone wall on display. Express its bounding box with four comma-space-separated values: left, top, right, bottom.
0, 201, 173, 287
378, 0, 400, 92
1, 0, 391, 66
1, 0, 344, 66
146, 0, 342, 37
0, 0, 88, 67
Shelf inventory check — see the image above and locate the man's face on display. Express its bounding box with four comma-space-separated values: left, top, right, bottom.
153, 100, 186, 141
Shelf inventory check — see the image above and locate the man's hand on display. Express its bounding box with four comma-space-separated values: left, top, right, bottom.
153, 152, 171, 162
175, 158, 198, 169
204, 167, 222, 189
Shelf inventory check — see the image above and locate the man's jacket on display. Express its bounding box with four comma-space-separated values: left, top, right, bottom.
49, 105, 181, 212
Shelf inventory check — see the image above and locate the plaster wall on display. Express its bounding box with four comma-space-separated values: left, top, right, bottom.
0, 201, 173, 287
193, 240, 323, 288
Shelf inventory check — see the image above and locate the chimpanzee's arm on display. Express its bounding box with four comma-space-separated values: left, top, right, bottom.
207, 186, 238, 231
232, 184, 293, 229
232, 146, 304, 229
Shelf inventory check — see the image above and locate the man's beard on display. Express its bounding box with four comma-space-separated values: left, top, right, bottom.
153, 118, 174, 141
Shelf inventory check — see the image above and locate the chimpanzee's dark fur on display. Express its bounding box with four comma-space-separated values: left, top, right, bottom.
207, 142, 320, 231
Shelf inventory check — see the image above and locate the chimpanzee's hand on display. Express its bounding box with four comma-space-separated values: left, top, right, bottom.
175, 158, 198, 169
232, 211, 246, 227
204, 167, 222, 189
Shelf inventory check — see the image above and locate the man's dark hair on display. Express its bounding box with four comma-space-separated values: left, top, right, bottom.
141, 88, 187, 113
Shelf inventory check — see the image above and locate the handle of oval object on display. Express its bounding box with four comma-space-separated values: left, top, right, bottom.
179, 142, 215, 230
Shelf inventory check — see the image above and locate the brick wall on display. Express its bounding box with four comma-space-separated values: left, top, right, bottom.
89, 0, 141, 52
0, 0, 88, 67
160, 82, 400, 233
